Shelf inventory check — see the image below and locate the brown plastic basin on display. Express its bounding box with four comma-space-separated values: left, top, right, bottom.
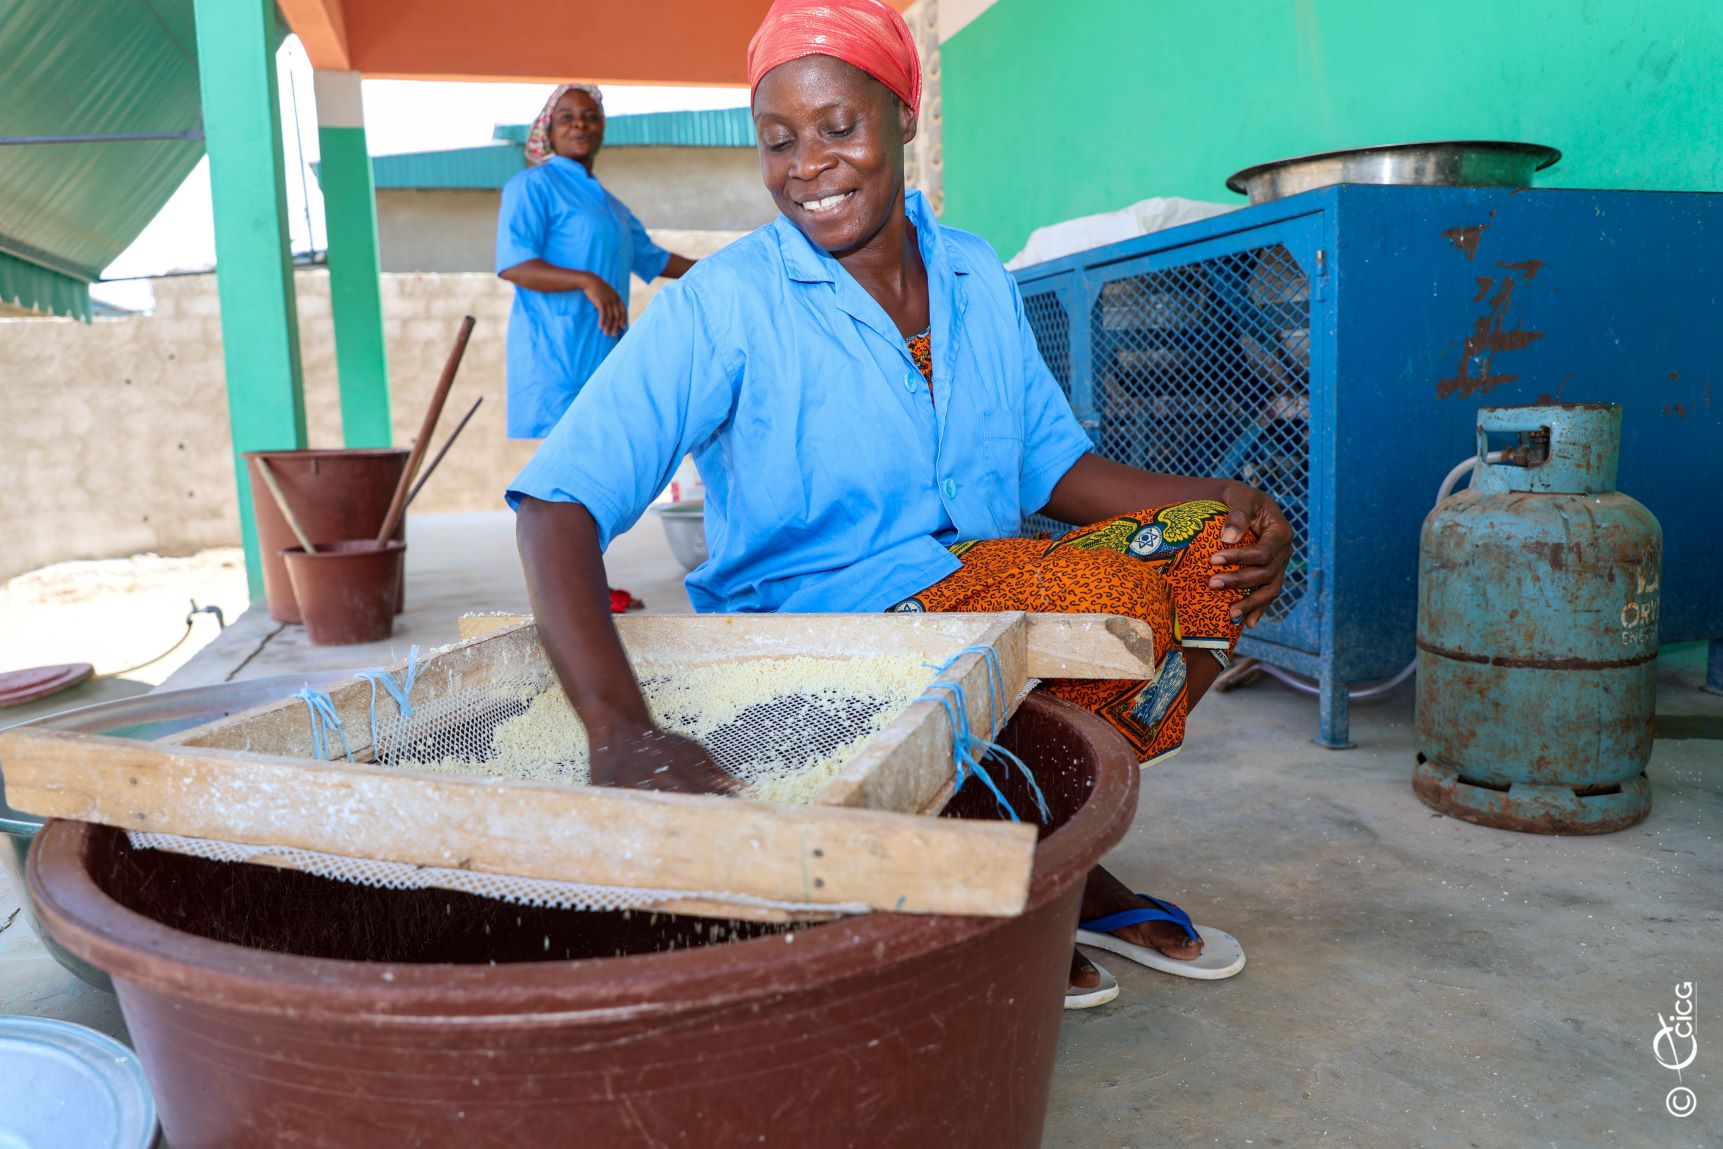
28, 691, 1138, 1149
244, 449, 409, 624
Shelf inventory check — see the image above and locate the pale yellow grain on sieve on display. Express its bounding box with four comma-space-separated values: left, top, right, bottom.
401, 655, 931, 804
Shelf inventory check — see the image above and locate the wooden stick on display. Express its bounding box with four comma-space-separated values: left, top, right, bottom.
253, 458, 316, 554
375, 315, 475, 546
405, 396, 482, 508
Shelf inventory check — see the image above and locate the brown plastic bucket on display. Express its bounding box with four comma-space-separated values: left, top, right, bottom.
28, 691, 1138, 1149
244, 449, 408, 623
281, 541, 407, 645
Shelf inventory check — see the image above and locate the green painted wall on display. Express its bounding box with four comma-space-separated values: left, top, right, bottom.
942, 0, 1722, 257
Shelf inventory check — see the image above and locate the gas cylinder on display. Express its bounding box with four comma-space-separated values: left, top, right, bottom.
1413, 404, 1661, 834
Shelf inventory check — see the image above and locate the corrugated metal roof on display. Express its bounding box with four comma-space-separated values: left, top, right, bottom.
370, 144, 524, 190
493, 106, 757, 149
0, 0, 207, 319
370, 108, 756, 193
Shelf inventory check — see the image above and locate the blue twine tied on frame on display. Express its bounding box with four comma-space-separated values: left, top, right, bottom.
354, 645, 421, 758
293, 685, 353, 763
916, 643, 1051, 824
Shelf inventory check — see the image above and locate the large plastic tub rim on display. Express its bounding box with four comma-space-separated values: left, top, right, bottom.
29, 694, 1134, 1025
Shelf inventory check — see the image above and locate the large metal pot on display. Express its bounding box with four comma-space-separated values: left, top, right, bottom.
1226, 141, 1561, 204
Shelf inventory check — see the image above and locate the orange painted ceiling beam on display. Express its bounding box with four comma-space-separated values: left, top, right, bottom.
282, 0, 915, 85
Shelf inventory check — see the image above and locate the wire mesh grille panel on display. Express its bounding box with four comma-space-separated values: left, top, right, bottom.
1022, 289, 1072, 397
1088, 244, 1312, 623
1021, 288, 1076, 539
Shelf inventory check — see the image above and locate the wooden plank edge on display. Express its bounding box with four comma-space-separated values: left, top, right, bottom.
0, 726, 1035, 917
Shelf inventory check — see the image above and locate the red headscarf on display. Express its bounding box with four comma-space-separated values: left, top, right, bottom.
747, 0, 921, 117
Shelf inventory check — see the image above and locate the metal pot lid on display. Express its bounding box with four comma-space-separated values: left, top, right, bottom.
0, 1016, 157, 1149
1226, 140, 1562, 195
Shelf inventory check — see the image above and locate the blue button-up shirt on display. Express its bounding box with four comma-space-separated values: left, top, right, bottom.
496, 156, 670, 438
507, 190, 1092, 613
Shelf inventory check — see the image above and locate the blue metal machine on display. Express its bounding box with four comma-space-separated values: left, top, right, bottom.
1415, 404, 1660, 833
1011, 185, 1721, 747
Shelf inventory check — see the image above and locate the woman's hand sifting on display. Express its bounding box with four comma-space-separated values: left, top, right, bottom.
587, 725, 740, 795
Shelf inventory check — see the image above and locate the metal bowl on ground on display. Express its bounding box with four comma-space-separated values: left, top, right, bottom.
0, 1016, 158, 1148
650, 498, 708, 571
1226, 141, 1562, 204
1, 672, 354, 992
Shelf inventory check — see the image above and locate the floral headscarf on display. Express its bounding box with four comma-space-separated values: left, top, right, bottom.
525, 83, 605, 166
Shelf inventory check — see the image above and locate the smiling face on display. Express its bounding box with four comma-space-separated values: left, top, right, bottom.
753, 54, 917, 258
550, 89, 604, 165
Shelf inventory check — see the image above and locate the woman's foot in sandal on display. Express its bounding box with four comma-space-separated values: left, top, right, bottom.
1065, 948, 1119, 1009
1082, 865, 1203, 959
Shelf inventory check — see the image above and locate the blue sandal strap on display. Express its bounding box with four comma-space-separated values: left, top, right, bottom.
1079, 894, 1198, 942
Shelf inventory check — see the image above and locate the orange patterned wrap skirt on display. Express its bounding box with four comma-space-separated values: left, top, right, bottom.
889, 501, 1248, 765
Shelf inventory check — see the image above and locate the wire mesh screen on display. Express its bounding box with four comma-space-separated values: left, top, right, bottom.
1022, 289, 1072, 397
1018, 246, 1312, 620
370, 655, 933, 805
1087, 244, 1311, 623
1022, 288, 1076, 539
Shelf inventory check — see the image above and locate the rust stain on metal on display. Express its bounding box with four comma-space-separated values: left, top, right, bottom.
1437, 260, 1546, 399
1443, 223, 1490, 262
1415, 637, 1657, 671
1669, 371, 1680, 381
1496, 258, 1544, 279
1522, 539, 1568, 571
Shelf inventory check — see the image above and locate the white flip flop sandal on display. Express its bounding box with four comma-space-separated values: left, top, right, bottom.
1076, 894, 1246, 981
1064, 958, 1120, 1009
1076, 923, 1246, 981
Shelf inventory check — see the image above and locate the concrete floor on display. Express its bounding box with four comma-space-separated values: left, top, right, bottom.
2, 510, 1719, 1148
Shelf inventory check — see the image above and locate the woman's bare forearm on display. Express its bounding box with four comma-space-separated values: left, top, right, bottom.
499, 259, 597, 294
514, 497, 651, 737
1040, 453, 1230, 524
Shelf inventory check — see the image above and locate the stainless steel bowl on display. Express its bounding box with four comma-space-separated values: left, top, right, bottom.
1226, 141, 1562, 204
1, 671, 355, 992
651, 500, 708, 572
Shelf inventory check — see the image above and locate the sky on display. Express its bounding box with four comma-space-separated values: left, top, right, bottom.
93, 37, 749, 308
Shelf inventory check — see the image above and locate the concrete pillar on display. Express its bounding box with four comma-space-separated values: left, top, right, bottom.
192, 0, 307, 599
314, 69, 393, 449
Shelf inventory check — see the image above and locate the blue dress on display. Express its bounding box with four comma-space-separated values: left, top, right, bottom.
496, 156, 670, 438
508, 191, 1093, 614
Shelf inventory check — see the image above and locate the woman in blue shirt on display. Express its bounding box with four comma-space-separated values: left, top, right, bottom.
510, 1, 1292, 1004
496, 84, 697, 439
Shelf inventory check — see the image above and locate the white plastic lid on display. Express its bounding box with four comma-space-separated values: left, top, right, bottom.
0, 1016, 157, 1149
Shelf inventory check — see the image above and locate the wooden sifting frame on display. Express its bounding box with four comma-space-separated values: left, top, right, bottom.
2, 613, 1158, 921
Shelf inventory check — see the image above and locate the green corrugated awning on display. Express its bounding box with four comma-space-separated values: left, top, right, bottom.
370, 144, 525, 190
0, 0, 207, 320
492, 107, 757, 149
362, 108, 758, 194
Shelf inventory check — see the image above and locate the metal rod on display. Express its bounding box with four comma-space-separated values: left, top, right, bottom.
0, 131, 204, 146
286, 68, 317, 257
406, 397, 483, 508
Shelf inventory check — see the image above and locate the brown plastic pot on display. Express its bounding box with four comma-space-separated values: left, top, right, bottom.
281, 541, 407, 646
244, 449, 409, 624
28, 691, 1138, 1149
